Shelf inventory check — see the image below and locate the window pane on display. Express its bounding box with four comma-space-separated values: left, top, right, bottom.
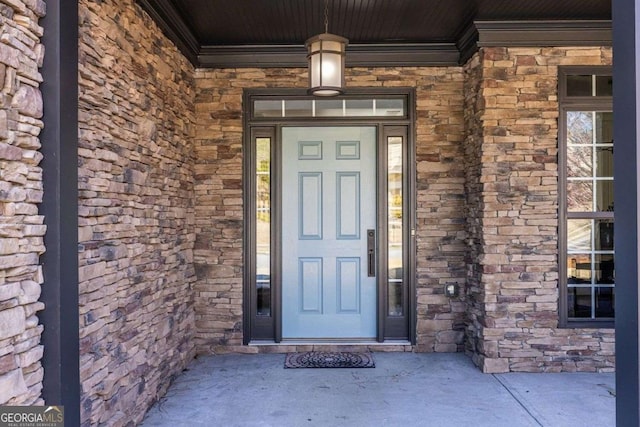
595, 148, 613, 178
376, 99, 405, 116
595, 287, 614, 318
567, 254, 592, 284
595, 220, 614, 251
568, 286, 592, 318
595, 112, 613, 143
285, 100, 312, 117
567, 111, 593, 144
256, 137, 271, 316
567, 146, 592, 177
254, 100, 282, 118
388, 278, 403, 316
566, 75, 593, 96
567, 219, 591, 251
388, 136, 404, 316
596, 180, 614, 211
316, 99, 343, 116
566, 74, 613, 97
596, 75, 613, 97
595, 254, 615, 284
567, 181, 593, 212
345, 99, 374, 116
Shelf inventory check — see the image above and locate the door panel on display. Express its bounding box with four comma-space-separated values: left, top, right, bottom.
337, 172, 360, 238
299, 173, 322, 239
299, 258, 322, 312
282, 127, 377, 339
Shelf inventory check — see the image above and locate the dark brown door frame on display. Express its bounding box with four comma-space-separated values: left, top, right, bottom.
242, 88, 416, 344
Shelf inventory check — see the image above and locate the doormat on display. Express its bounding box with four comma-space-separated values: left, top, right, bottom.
284, 351, 375, 369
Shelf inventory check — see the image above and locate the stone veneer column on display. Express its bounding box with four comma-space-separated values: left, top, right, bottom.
0, 0, 47, 405
463, 53, 486, 363
77, 0, 197, 425
465, 47, 615, 373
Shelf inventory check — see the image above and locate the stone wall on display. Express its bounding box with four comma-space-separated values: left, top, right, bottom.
78, 0, 196, 425
465, 46, 615, 373
409, 69, 467, 352
463, 52, 486, 361
193, 67, 467, 353
193, 68, 306, 352
0, 0, 47, 406
178, 46, 617, 372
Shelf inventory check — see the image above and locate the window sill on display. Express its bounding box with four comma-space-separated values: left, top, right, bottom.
561, 320, 614, 329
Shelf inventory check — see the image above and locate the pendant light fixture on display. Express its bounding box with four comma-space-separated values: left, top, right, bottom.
306, 0, 348, 96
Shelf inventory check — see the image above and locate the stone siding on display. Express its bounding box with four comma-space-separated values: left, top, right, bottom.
465, 47, 615, 373
78, 0, 196, 425
193, 67, 467, 354
0, 0, 47, 406
194, 69, 306, 353
193, 50, 615, 372
463, 53, 486, 361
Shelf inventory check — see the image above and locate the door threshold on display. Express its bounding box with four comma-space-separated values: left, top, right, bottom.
249, 339, 412, 346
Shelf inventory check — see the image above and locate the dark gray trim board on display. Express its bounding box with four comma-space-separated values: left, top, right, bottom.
613, 0, 640, 425
476, 20, 612, 47
456, 24, 480, 66
40, 0, 80, 425
199, 44, 461, 68
198, 20, 612, 67
137, 0, 199, 65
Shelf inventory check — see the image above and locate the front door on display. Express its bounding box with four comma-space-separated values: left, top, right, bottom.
281, 126, 377, 339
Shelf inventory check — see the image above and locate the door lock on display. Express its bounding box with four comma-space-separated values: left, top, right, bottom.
367, 229, 375, 277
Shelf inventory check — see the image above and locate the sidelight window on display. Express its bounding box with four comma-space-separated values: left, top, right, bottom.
256, 137, 271, 316
387, 136, 404, 316
382, 126, 412, 340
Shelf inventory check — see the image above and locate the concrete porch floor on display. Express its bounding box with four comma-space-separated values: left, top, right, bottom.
141, 352, 615, 426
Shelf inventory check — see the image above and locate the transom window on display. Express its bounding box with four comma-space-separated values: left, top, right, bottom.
559, 67, 614, 326
252, 97, 406, 119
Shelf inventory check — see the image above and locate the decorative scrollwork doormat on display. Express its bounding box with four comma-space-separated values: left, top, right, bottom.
284, 351, 375, 368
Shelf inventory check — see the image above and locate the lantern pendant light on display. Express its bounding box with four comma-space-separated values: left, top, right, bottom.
306, 0, 348, 96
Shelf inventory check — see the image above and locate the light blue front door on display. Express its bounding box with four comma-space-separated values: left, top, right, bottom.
282, 127, 377, 339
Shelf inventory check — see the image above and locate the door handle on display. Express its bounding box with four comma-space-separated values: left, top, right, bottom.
367, 229, 375, 277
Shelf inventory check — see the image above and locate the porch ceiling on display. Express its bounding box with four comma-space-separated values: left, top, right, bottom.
137, 0, 611, 67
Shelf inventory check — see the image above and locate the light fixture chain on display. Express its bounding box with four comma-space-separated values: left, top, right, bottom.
324, 0, 329, 33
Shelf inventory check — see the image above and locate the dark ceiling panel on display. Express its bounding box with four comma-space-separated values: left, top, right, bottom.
172, 0, 609, 46
140, 0, 611, 67
174, 0, 478, 45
